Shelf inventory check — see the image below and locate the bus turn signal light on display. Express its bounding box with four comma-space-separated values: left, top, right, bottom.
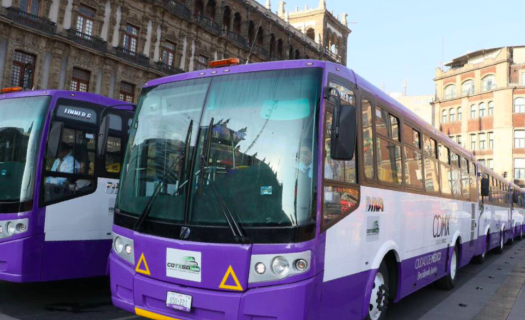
1, 87, 22, 93
209, 58, 240, 68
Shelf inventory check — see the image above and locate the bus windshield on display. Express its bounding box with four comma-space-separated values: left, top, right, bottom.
118, 68, 321, 231
0, 96, 49, 209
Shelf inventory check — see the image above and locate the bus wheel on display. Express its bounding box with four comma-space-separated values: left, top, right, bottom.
474, 234, 489, 264
495, 230, 504, 254
437, 245, 458, 290
367, 261, 389, 320
520, 226, 524, 240
508, 227, 514, 245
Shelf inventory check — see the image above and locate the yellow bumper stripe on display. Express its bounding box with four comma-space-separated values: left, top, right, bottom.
135, 307, 182, 320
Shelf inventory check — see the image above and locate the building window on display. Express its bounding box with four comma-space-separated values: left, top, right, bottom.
449, 108, 455, 122
479, 133, 486, 150
76, 5, 96, 36
488, 159, 493, 170
515, 98, 525, 113
123, 24, 139, 53
10, 51, 36, 88
70, 68, 90, 92
488, 101, 494, 116
457, 135, 462, 146
488, 132, 494, 149
522, 72, 525, 85
444, 84, 456, 99
162, 41, 176, 67
470, 104, 476, 118
479, 102, 486, 117
196, 55, 209, 71
461, 80, 475, 96
457, 107, 462, 120
482, 75, 496, 92
442, 109, 447, 123
515, 159, 525, 179
479, 159, 486, 167
20, 0, 40, 15
515, 131, 525, 148
470, 134, 476, 150
119, 82, 135, 103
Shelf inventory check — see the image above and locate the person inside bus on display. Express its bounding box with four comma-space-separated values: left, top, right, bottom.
298, 144, 314, 178
46, 142, 80, 187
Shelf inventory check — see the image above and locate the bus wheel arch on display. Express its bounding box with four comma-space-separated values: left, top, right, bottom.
365, 251, 398, 320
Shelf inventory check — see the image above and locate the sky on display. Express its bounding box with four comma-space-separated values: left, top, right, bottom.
257, 0, 525, 95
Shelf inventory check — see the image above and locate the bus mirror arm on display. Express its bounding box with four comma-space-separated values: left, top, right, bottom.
46, 121, 64, 158
97, 116, 110, 159
325, 87, 356, 161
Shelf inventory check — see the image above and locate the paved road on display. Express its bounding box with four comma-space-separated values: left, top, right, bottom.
1, 241, 524, 320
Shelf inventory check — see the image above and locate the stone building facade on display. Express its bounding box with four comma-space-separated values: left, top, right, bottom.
0, 0, 350, 103
433, 46, 525, 186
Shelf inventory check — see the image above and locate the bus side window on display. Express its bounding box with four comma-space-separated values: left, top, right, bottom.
403, 125, 423, 190
362, 99, 374, 180
104, 114, 123, 176
43, 126, 96, 204
322, 84, 359, 230
423, 135, 440, 193
375, 107, 402, 185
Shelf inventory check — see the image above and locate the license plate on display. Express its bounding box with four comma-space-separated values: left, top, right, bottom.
166, 292, 192, 312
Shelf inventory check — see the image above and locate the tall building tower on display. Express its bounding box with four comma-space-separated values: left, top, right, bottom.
433, 46, 525, 186
280, 0, 351, 65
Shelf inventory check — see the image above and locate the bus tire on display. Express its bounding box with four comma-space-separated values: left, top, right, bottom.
520, 225, 524, 240
436, 245, 458, 290
495, 230, 504, 254
366, 261, 389, 320
507, 227, 514, 245
473, 234, 489, 264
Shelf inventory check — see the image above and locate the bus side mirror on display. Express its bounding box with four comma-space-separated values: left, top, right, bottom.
97, 116, 110, 158
481, 178, 490, 197
325, 87, 356, 161
46, 121, 64, 158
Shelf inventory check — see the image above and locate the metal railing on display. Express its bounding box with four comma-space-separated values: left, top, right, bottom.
324, 48, 342, 63
67, 29, 107, 53
195, 15, 221, 35
116, 47, 150, 68
252, 45, 269, 59
6, 7, 56, 34
143, 0, 192, 21
156, 62, 184, 75
223, 30, 247, 49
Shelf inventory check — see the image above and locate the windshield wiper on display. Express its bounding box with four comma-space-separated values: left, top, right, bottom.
197, 118, 214, 196
209, 182, 246, 243
134, 121, 194, 231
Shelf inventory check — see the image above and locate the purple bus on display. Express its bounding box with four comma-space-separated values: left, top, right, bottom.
110, 60, 522, 320
0, 89, 133, 282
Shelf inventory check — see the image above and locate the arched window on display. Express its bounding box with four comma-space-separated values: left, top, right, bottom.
442, 109, 447, 123
295, 49, 300, 60
482, 75, 496, 92
461, 80, 475, 96
20, 0, 40, 15
515, 98, 525, 113
248, 21, 255, 46
206, 0, 216, 20
256, 26, 264, 46
222, 6, 231, 31
289, 46, 294, 60
195, 0, 204, 17
488, 101, 494, 116
449, 108, 455, 122
233, 13, 242, 34
269, 34, 276, 60
479, 102, 486, 117
457, 107, 462, 120
277, 39, 283, 59
470, 105, 476, 118
306, 28, 315, 41
444, 84, 456, 99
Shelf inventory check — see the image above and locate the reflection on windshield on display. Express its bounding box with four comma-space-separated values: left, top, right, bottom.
0, 96, 49, 206
117, 68, 322, 229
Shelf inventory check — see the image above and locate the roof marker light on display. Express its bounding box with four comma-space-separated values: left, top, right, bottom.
1, 87, 22, 93
209, 58, 240, 68
306, 62, 314, 66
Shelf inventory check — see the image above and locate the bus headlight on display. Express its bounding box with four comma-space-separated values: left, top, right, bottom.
16, 223, 27, 233
249, 250, 311, 284
112, 233, 135, 265
114, 237, 124, 253
6, 222, 15, 236
271, 256, 290, 277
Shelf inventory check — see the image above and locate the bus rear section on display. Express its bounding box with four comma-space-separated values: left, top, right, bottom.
0, 90, 133, 282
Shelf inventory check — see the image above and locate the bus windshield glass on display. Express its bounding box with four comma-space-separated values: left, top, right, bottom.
0, 96, 49, 208
118, 68, 321, 230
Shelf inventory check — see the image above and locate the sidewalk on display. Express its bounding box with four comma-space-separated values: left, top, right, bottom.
420, 240, 525, 320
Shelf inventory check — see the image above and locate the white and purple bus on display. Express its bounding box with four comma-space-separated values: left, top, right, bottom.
0, 89, 133, 282
110, 60, 522, 320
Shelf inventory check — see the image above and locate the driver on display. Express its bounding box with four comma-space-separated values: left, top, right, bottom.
46, 142, 80, 186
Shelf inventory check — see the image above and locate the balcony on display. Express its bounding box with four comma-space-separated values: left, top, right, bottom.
67, 29, 107, 53
324, 48, 342, 63
6, 7, 56, 35
156, 62, 184, 75
143, 0, 192, 21
195, 15, 221, 35
223, 30, 247, 49
252, 45, 269, 59
116, 47, 150, 68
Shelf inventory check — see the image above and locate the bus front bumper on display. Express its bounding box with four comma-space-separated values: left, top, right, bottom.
110, 253, 323, 320
0, 234, 44, 282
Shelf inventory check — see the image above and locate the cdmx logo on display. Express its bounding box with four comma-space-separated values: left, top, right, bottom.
366, 197, 384, 212
433, 215, 450, 238
167, 256, 201, 273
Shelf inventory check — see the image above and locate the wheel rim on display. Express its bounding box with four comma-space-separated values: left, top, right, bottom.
450, 249, 457, 280
369, 271, 388, 320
